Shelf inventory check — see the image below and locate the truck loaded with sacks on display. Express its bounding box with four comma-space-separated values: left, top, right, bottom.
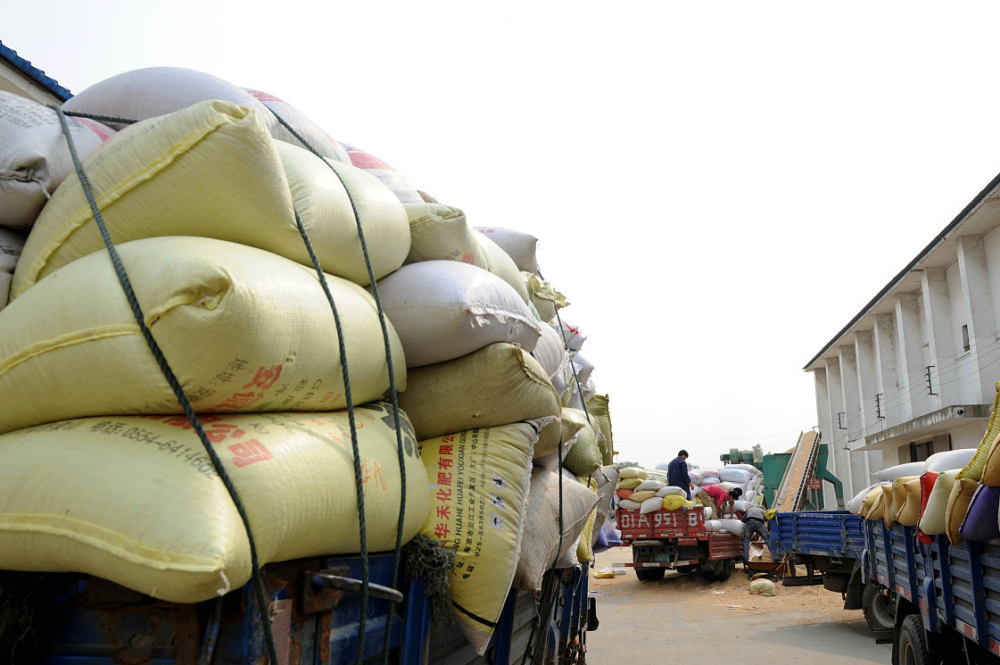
615, 464, 763, 581
844, 385, 1000, 664
0, 66, 618, 664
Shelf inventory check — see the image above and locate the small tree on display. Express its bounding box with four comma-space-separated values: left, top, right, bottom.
618, 460, 642, 469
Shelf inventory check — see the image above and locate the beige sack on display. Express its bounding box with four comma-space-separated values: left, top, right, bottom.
514, 466, 599, 593
945, 478, 980, 545
0, 406, 429, 603
372, 260, 542, 368
0, 237, 406, 434
475, 226, 539, 273
61, 67, 349, 162
561, 408, 602, 477
0, 227, 26, 311
398, 343, 560, 441
920, 470, 959, 536
524, 272, 566, 324
891, 476, 922, 527
0, 91, 115, 230
473, 231, 531, 304
419, 420, 546, 655
958, 383, 1000, 482
340, 141, 423, 204
11, 100, 294, 297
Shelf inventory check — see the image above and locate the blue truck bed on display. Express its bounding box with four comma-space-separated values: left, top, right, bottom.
769, 510, 865, 560
868, 520, 1000, 659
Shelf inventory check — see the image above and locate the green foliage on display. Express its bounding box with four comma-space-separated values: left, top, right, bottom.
618, 460, 642, 469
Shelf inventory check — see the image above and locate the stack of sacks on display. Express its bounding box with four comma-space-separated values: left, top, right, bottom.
378, 212, 612, 649
0, 91, 116, 309
849, 417, 991, 548
717, 464, 763, 503
0, 88, 437, 603
615, 468, 693, 513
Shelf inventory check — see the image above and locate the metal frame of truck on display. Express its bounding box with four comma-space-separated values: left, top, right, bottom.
616, 506, 743, 582
866, 520, 1000, 664
0, 554, 593, 664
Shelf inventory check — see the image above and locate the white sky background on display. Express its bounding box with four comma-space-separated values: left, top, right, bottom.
7, 3, 1000, 470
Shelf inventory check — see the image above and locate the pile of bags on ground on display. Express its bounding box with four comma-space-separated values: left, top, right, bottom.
0, 66, 617, 655
847, 387, 1000, 547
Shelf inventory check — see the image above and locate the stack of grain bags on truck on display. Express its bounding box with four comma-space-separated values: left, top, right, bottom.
848, 387, 1000, 548
0, 66, 617, 655
614, 463, 762, 537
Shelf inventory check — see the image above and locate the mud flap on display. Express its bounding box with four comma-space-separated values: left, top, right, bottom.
587, 597, 599, 632
843, 561, 864, 610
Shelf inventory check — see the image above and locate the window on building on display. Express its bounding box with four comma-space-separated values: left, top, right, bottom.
910, 441, 934, 463
962, 324, 971, 352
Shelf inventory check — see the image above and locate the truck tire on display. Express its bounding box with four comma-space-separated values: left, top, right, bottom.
634, 568, 650, 581
645, 568, 666, 581
823, 574, 849, 593
899, 614, 932, 665
716, 560, 733, 582
862, 582, 894, 632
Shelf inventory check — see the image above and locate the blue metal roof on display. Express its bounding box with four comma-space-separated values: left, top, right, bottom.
0, 40, 71, 101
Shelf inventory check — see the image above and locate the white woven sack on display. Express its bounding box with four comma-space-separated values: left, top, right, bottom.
656, 486, 686, 497
725, 464, 760, 475
640, 496, 664, 515
634, 480, 665, 492
243, 87, 351, 162
618, 499, 642, 510
474, 226, 539, 273
744, 490, 757, 502
551, 319, 586, 352
873, 462, 926, 482
339, 141, 423, 204
699, 476, 721, 486
0, 227, 25, 311
373, 261, 542, 367
704, 519, 722, 532
62, 67, 349, 163
689, 469, 705, 484
720, 468, 753, 484
571, 352, 595, 386
701, 469, 720, 478
720, 519, 745, 537
847, 482, 891, 515
0, 91, 115, 230
924, 449, 977, 473
531, 322, 571, 385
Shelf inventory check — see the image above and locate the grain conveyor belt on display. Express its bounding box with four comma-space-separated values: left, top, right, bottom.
772, 430, 821, 512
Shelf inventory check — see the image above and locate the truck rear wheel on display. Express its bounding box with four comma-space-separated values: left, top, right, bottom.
899, 614, 932, 665
823, 574, 849, 593
635, 567, 665, 582
862, 582, 893, 631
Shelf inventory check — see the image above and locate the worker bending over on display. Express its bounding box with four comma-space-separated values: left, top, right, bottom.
697, 484, 741, 520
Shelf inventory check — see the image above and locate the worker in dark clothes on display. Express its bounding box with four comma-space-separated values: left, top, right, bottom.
667, 449, 694, 499
697, 484, 741, 520
742, 503, 772, 562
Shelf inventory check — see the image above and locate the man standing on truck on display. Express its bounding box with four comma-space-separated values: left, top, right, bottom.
667, 449, 694, 499
697, 484, 740, 519
741, 503, 771, 563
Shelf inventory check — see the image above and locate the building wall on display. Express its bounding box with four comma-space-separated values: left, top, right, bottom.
811, 223, 1000, 500
0, 61, 63, 104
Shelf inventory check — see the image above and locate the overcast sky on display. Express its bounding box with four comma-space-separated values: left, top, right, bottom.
8, 3, 1000, 470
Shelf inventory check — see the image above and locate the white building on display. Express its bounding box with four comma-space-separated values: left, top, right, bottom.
806, 172, 1000, 507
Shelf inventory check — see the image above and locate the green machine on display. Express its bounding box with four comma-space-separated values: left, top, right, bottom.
720, 444, 844, 510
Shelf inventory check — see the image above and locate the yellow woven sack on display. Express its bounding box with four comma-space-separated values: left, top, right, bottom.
398, 343, 560, 442
980, 430, 1000, 487
562, 408, 601, 477
275, 140, 409, 285
946, 478, 980, 545
576, 476, 599, 563
630, 490, 657, 503
663, 495, 693, 511
419, 419, 548, 656
11, 101, 292, 298
861, 487, 884, 521
892, 476, 922, 527
403, 203, 484, 266
0, 406, 429, 603
586, 394, 615, 466
0, 237, 405, 435
957, 382, 1000, 482
618, 477, 642, 490
620, 467, 646, 480
523, 272, 566, 324
881, 485, 896, 527
920, 470, 958, 536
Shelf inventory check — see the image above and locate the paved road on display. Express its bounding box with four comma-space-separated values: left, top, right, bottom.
584, 547, 892, 664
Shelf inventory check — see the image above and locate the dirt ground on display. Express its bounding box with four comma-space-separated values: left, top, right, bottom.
585, 546, 892, 663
